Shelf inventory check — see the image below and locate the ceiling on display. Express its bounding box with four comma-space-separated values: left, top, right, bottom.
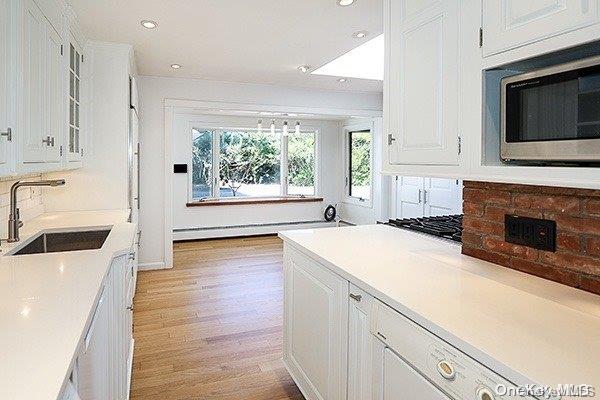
68, 0, 384, 93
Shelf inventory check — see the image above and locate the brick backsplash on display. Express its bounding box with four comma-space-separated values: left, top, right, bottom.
462, 181, 600, 295
0, 175, 45, 238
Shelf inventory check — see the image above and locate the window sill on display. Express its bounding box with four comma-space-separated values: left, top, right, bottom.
186, 197, 324, 207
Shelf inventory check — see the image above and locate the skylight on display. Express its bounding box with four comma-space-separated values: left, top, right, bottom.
311, 34, 384, 81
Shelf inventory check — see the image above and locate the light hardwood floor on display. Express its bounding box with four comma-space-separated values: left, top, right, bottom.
130, 235, 304, 400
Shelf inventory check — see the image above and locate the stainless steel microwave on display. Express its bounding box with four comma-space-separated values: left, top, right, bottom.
501, 55, 600, 163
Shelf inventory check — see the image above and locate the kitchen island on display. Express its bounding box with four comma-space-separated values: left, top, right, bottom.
280, 224, 600, 400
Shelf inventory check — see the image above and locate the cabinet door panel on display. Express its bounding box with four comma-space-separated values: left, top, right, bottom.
388, 0, 459, 165
395, 176, 424, 219
0, 0, 9, 170
284, 246, 348, 400
45, 24, 62, 163
424, 178, 462, 216
348, 285, 373, 400
21, 0, 46, 163
483, 0, 600, 56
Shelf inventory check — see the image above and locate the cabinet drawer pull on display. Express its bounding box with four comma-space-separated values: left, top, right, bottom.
349, 293, 362, 302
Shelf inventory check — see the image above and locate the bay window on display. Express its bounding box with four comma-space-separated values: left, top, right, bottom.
191, 127, 317, 201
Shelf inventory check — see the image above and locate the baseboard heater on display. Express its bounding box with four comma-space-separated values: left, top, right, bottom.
173, 220, 330, 233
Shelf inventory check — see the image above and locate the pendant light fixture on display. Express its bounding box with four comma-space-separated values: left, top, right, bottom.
282, 121, 289, 136
295, 121, 301, 135
270, 120, 276, 135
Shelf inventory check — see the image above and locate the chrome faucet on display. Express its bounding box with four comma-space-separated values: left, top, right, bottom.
7, 179, 66, 242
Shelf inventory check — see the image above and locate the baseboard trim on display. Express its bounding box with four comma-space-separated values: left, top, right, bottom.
173, 221, 336, 241
138, 261, 170, 271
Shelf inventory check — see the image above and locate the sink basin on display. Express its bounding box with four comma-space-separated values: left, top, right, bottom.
9, 228, 112, 255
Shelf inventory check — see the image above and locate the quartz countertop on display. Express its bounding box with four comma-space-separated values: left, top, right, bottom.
0, 210, 135, 400
280, 224, 600, 397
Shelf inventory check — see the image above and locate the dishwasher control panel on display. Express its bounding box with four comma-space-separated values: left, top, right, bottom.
371, 299, 544, 400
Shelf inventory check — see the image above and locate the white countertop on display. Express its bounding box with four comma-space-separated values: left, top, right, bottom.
0, 210, 135, 400
280, 225, 600, 395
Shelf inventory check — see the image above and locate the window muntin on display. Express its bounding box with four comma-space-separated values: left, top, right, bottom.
191, 129, 214, 199
287, 131, 316, 196
191, 127, 317, 201
348, 130, 372, 201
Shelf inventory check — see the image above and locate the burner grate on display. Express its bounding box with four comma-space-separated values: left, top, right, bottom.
386, 215, 463, 242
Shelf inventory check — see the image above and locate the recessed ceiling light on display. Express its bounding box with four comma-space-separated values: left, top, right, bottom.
352, 30, 368, 39
170, 64, 182, 69
338, 78, 348, 83
298, 65, 311, 73
337, 0, 355, 6
140, 20, 158, 29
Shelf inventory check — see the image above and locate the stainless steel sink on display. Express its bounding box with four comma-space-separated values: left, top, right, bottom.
8, 228, 112, 255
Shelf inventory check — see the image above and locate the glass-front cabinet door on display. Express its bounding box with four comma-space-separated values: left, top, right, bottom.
67, 36, 83, 162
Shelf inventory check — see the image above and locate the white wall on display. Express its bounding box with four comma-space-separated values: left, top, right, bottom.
138, 76, 382, 268
171, 113, 342, 239
44, 42, 132, 212
338, 117, 391, 225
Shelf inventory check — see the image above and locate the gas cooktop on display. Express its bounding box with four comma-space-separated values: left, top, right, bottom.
385, 215, 463, 243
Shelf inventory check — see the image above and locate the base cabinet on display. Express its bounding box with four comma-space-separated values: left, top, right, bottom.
347, 284, 374, 400
67, 249, 135, 400
283, 245, 348, 400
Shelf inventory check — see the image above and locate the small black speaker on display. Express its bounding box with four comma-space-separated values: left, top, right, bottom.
173, 164, 188, 173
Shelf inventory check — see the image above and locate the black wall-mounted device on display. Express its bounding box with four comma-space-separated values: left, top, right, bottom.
505, 214, 556, 252
174, 164, 188, 173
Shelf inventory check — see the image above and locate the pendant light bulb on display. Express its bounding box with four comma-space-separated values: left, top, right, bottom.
295, 121, 301, 135
257, 119, 263, 133
270, 120, 276, 135
282, 121, 289, 136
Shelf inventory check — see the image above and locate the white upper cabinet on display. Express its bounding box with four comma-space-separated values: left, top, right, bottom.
44, 22, 62, 163
482, 0, 600, 57
0, 0, 11, 172
67, 38, 83, 162
21, 0, 46, 164
385, 0, 460, 167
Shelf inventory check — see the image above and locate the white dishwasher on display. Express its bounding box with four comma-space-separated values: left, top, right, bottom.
383, 347, 450, 399
76, 285, 110, 400
371, 299, 537, 400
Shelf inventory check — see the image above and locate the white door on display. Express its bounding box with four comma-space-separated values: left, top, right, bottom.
382, 347, 450, 400
284, 247, 348, 400
424, 178, 462, 216
21, 0, 46, 163
348, 285, 373, 400
0, 0, 10, 171
395, 176, 424, 219
387, 0, 460, 165
483, 0, 600, 56
44, 23, 62, 163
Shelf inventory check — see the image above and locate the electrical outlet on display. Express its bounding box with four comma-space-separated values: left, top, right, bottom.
505, 214, 556, 252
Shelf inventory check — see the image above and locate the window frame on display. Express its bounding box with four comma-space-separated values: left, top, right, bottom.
188, 122, 320, 203
343, 122, 374, 208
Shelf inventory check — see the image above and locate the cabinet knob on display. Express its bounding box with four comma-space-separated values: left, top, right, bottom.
42, 136, 54, 146
349, 293, 362, 302
1, 127, 12, 141
127, 305, 134, 311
